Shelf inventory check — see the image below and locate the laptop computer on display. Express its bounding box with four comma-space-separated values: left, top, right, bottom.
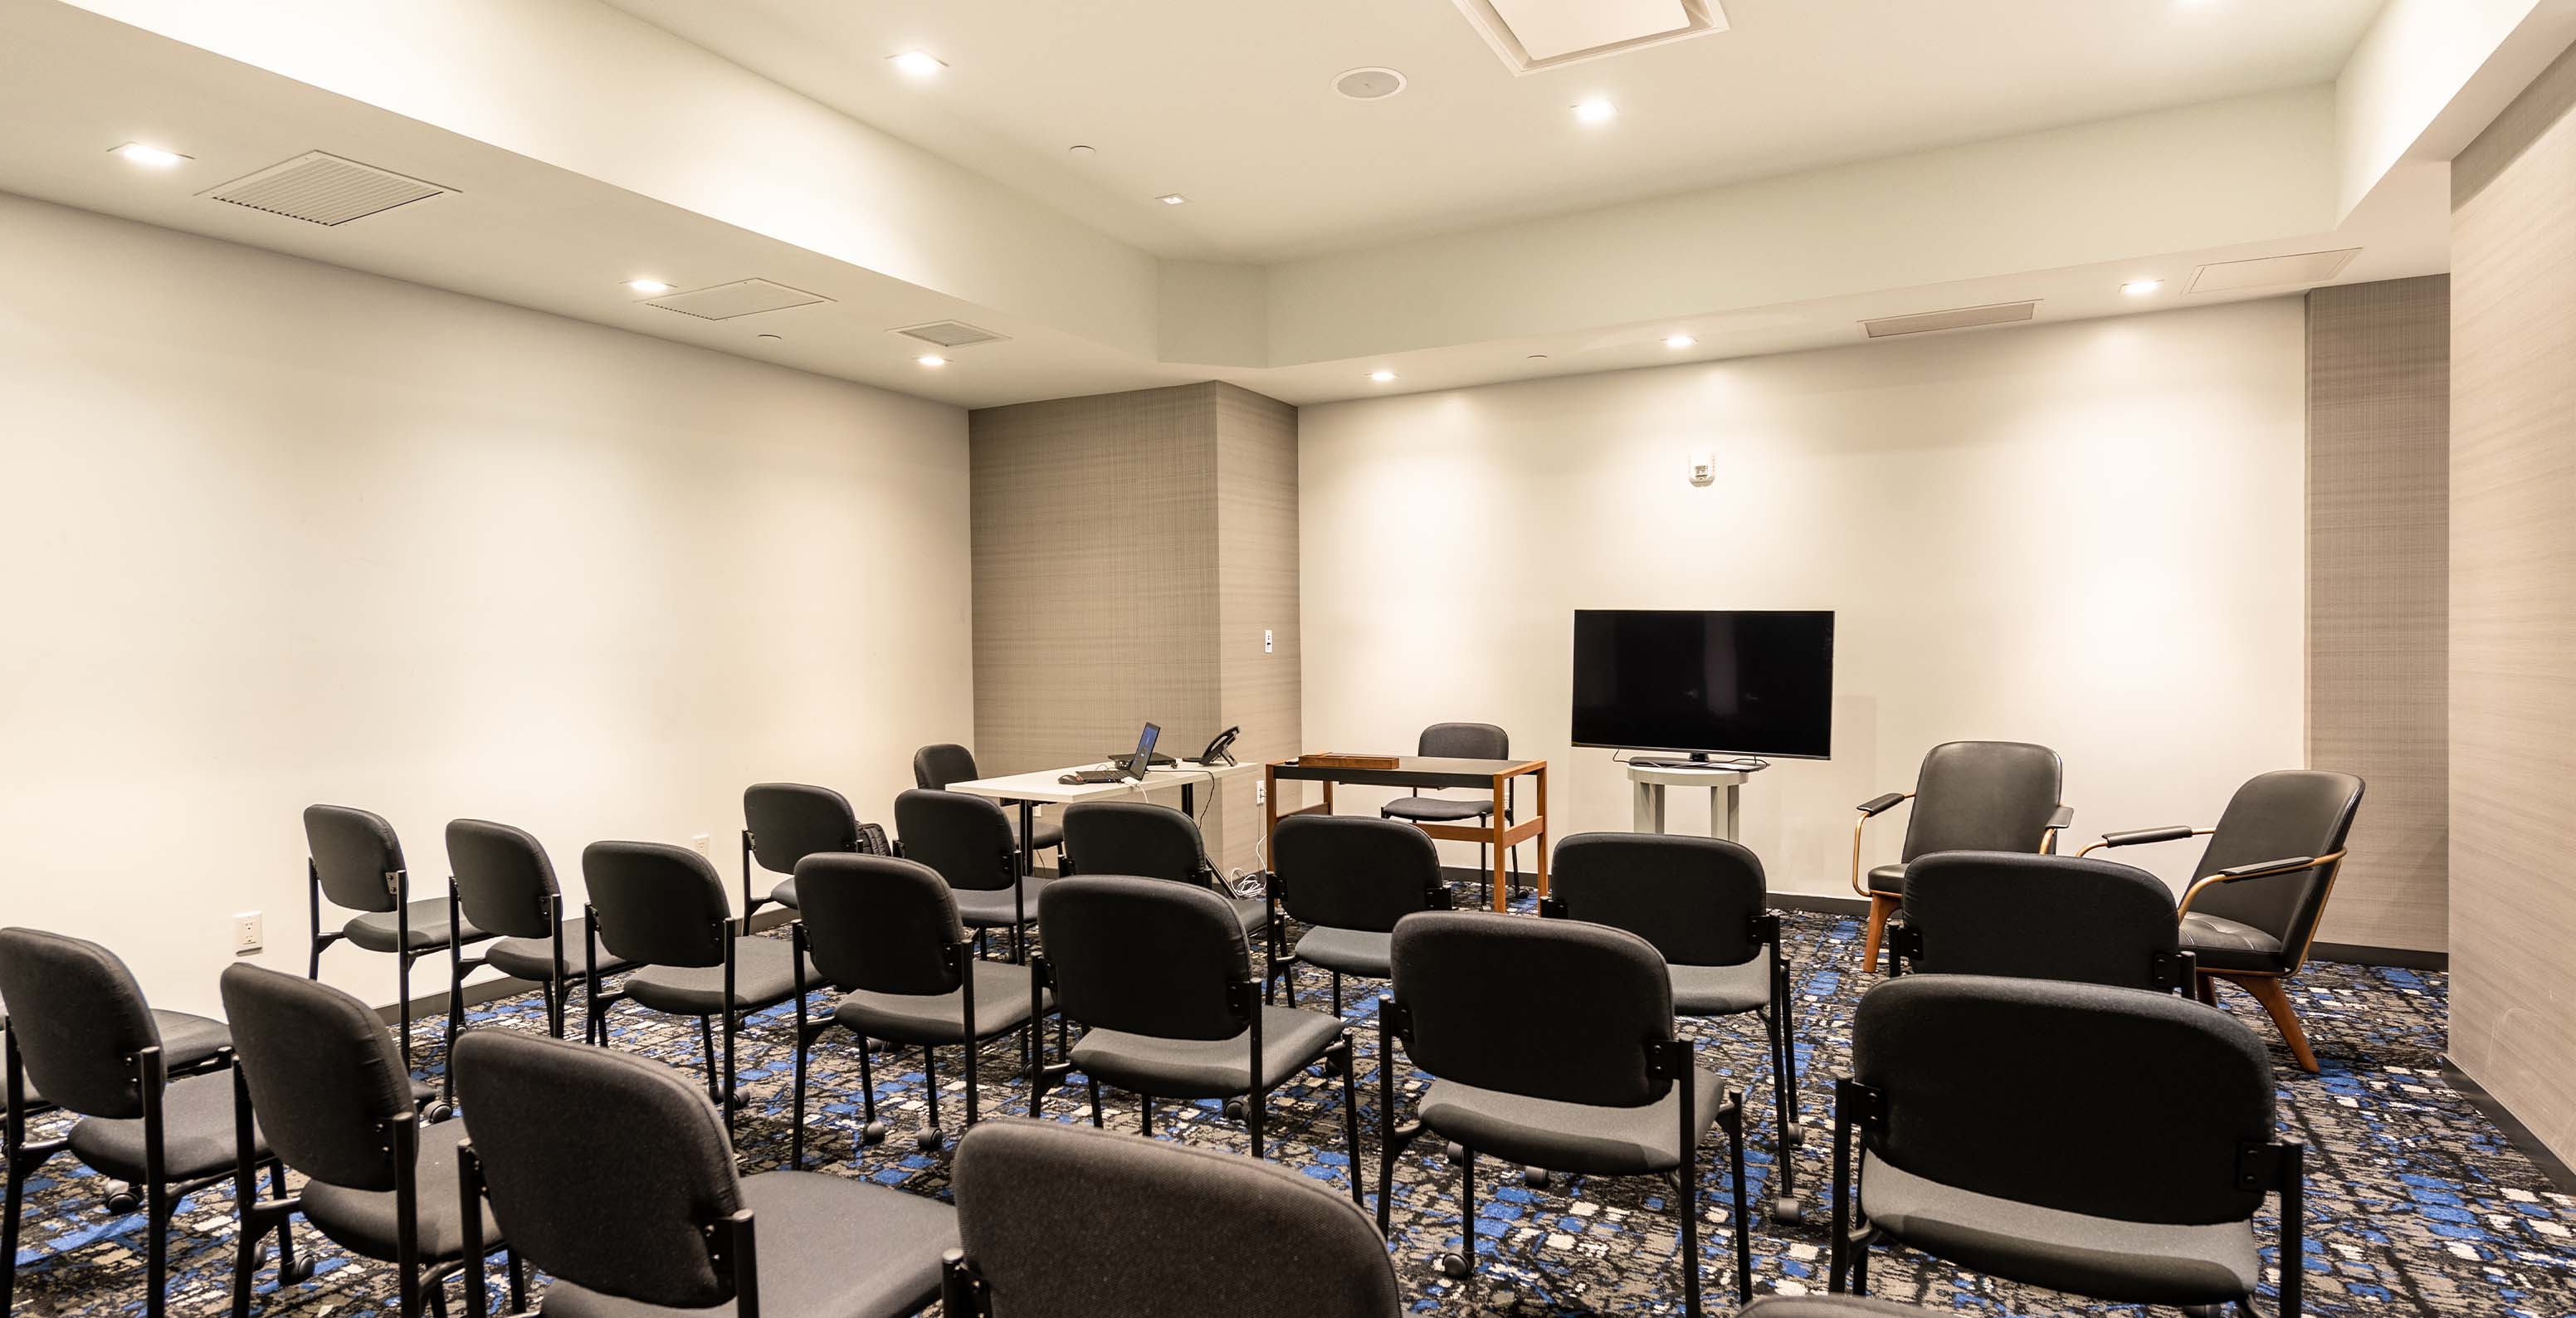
1064, 722, 1159, 784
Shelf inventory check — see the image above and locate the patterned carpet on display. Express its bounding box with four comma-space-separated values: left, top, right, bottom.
8, 901, 2574, 1318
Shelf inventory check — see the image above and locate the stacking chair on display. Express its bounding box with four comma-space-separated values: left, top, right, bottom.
1060, 800, 1270, 941
2086, 769, 2364, 1073
1848, 742, 2070, 970
220, 964, 515, 1318
788, 853, 1052, 1165
941, 1119, 1403, 1318
741, 782, 880, 916
1, 928, 279, 1318
896, 788, 1045, 963
1828, 974, 2303, 1316
305, 804, 497, 1065
582, 842, 812, 1135
1542, 831, 1805, 1223
1031, 877, 1359, 1197
443, 819, 633, 1062
452, 1029, 958, 1318
1378, 912, 1751, 1311
1380, 722, 1520, 903
915, 743, 1063, 867
1266, 813, 1451, 1015
1888, 851, 2193, 994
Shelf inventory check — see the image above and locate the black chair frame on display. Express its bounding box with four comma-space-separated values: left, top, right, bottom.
1269, 876, 1454, 1018
456, 1142, 761, 1318
583, 911, 807, 1140
309, 857, 495, 1067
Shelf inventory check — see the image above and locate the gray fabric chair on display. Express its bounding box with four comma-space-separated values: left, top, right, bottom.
1268, 813, 1451, 1016
741, 783, 874, 915
940, 1119, 1402, 1318
1031, 877, 1359, 1196
2087, 769, 2364, 1074
306, 805, 498, 1066
1848, 743, 2071, 972
220, 964, 513, 1318
1059, 800, 1269, 943
1378, 911, 1750, 1312
1829, 974, 2303, 1316
444, 820, 634, 1065
895, 789, 1046, 963
1379, 722, 1519, 904
1543, 831, 1805, 1223
914, 744, 1063, 862
452, 1029, 957, 1318
1, 928, 276, 1318
581, 842, 813, 1138
1889, 851, 2193, 994
788, 853, 1053, 1165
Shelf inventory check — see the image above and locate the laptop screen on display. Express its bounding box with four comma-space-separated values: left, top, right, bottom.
1129, 722, 1160, 776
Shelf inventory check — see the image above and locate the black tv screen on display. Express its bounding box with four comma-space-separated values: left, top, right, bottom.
1571, 610, 1836, 759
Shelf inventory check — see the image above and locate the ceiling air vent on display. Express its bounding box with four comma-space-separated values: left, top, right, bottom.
2188, 249, 2361, 295
201, 151, 451, 226
1452, 0, 1728, 75
893, 320, 1010, 349
643, 280, 832, 320
1861, 300, 2040, 339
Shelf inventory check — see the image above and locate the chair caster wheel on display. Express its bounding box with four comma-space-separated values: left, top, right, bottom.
1783, 1120, 1805, 1147
1324, 1053, 1349, 1077
102, 1183, 139, 1214
282, 1257, 316, 1284
1444, 1142, 1467, 1164
1522, 1166, 1549, 1189
915, 1128, 943, 1152
1224, 1099, 1247, 1121
421, 1100, 455, 1123
1771, 1197, 1804, 1226
859, 1120, 889, 1146
1436, 1252, 1471, 1281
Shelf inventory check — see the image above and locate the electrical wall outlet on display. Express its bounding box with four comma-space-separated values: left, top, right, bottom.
230, 911, 264, 956
690, 832, 713, 857
1263, 629, 1274, 654
1255, 781, 1266, 806
1690, 452, 1716, 486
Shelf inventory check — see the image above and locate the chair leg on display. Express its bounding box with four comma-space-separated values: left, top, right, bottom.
145, 1178, 169, 1318
1331, 971, 1344, 1018
1764, 1006, 1800, 1221
1859, 895, 1899, 972
1338, 1037, 1364, 1208
1443, 1148, 1478, 1283
2233, 974, 2320, 1075
1679, 1141, 1701, 1318
398, 954, 416, 1067
1088, 1076, 1105, 1128
919, 1046, 944, 1150
697, 1017, 720, 1104
3, 1142, 33, 1316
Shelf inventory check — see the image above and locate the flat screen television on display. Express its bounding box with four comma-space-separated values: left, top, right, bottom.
1570, 609, 1836, 759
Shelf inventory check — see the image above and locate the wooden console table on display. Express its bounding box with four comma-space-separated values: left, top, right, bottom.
1265, 755, 1549, 913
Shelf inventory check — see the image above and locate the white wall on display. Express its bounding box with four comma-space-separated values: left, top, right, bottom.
0, 192, 973, 1017
1299, 299, 2307, 900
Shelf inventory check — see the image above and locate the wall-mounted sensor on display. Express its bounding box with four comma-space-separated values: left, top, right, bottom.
1690, 453, 1716, 487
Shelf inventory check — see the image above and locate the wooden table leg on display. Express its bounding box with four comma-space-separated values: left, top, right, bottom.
1534, 764, 1550, 900
1490, 776, 1510, 912
1322, 779, 1336, 813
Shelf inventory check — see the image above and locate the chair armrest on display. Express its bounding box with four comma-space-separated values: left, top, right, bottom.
2104, 825, 2198, 848
1856, 793, 1908, 818
1850, 795, 1909, 896
2045, 804, 2076, 832
2177, 851, 2344, 915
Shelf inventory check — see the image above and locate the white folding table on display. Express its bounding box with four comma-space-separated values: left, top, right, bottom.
947, 759, 1261, 875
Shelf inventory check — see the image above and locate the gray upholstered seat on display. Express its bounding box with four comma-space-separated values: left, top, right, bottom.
300, 1119, 500, 1262
344, 899, 484, 954
64, 1069, 251, 1182
2178, 911, 2286, 973
950, 877, 1049, 930
1418, 1067, 1726, 1177
833, 960, 1048, 1047
1867, 863, 1906, 894
24, 1010, 232, 1108
1670, 955, 1770, 1014
1071, 1006, 1348, 1101
620, 936, 809, 1017
1291, 925, 1392, 979
1859, 1154, 2259, 1305
485, 918, 635, 983
1739, 1296, 1936, 1316
1379, 796, 1492, 823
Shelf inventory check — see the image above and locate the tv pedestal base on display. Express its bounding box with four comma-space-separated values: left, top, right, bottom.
1628, 763, 1748, 842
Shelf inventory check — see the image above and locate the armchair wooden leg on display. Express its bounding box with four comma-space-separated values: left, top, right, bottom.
1859, 895, 1900, 972
2229, 974, 2319, 1075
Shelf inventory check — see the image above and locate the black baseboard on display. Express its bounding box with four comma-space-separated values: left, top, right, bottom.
2445, 1058, 2576, 1194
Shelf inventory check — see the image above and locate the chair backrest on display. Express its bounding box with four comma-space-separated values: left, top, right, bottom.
446, 818, 559, 940
914, 744, 980, 791
1271, 814, 1443, 934
219, 964, 413, 1190
1417, 722, 1508, 760
796, 853, 966, 996
950, 1120, 1402, 1318
1037, 877, 1249, 1041
1388, 911, 1672, 1109
452, 1030, 745, 1310
1900, 741, 2064, 862
743, 783, 860, 877
1898, 852, 2180, 991
0, 928, 162, 1119
895, 789, 1020, 893
1061, 801, 1211, 885
1549, 832, 1767, 967
2190, 770, 2366, 965
1851, 974, 2276, 1226
583, 842, 732, 969
305, 803, 404, 914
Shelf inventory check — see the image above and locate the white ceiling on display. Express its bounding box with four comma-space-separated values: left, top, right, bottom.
598, 0, 2388, 261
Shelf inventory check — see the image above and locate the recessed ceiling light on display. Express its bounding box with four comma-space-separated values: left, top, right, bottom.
917, 354, 949, 368
1369, 370, 1397, 383
1157, 193, 1188, 206
625, 278, 673, 295
889, 51, 946, 77
1334, 67, 1408, 100
111, 143, 188, 167
1573, 100, 1617, 124
1665, 334, 1696, 349
2122, 279, 2164, 296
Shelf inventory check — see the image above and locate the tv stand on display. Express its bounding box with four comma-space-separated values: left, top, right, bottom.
1627, 760, 1752, 841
